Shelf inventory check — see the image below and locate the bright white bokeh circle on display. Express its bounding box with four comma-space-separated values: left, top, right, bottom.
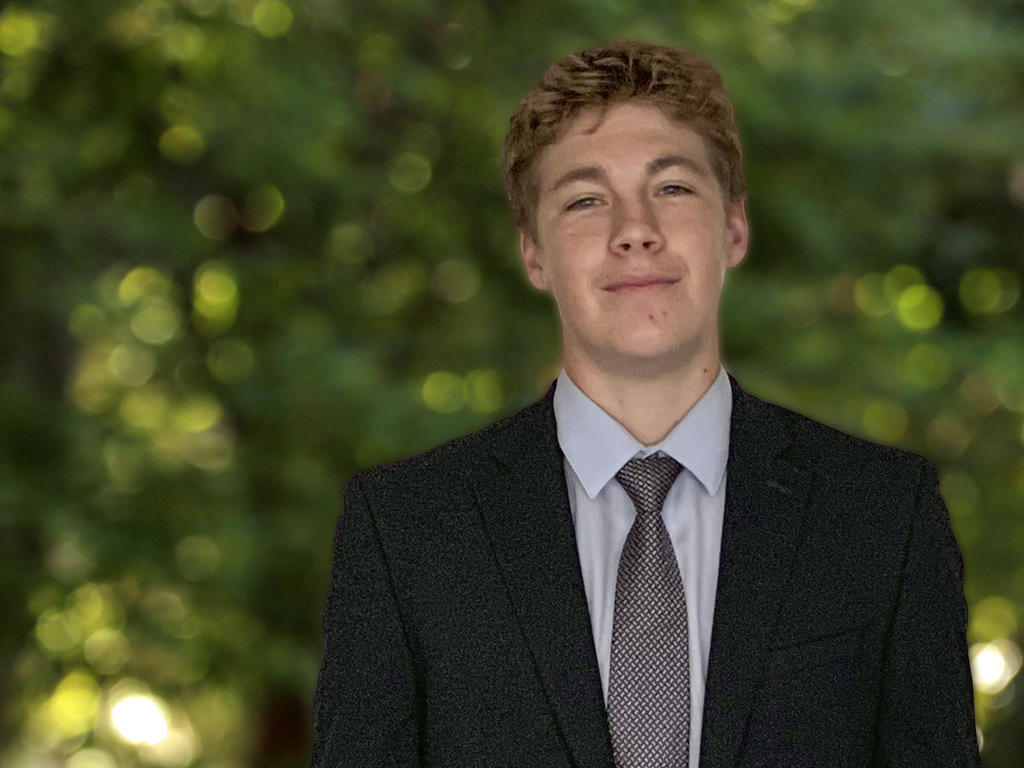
111, 695, 169, 744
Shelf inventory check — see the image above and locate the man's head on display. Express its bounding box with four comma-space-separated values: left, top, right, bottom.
502, 41, 746, 241
501, 42, 749, 384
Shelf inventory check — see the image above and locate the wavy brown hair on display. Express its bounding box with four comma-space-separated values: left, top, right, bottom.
501, 41, 746, 239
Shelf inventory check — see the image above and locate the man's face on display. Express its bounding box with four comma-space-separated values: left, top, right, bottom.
520, 101, 748, 380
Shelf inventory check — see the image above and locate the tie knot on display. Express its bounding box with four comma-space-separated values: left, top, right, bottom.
615, 454, 683, 515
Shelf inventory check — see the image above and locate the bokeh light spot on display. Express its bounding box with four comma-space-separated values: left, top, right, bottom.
43, 670, 100, 738
252, 0, 293, 37
68, 583, 121, 632
861, 398, 908, 443
141, 710, 198, 766
28, 585, 62, 617
925, 413, 974, 458
241, 183, 285, 232
193, 261, 239, 335
109, 344, 157, 386
421, 371, 465, 413
134, 0, 173, 37
466, 369, 503, 413
131, 299, 181, 344
207, 338, 254, 382
188, 686, 243, 751
163, 23, 204, 60
46, 535, 93, 584
84, 628, 131, 674
68, 748, 118, 768
990, 369, 1024, 412
853, 273, 888, 316
112, 694, 169, 744
432, 259, 480, 303
326, 223, 373, 267
174, 396, 223, 433
940, 471, 980, 518
141, 589, 187, 627
181, 427, 234, 471
194, 194, 238, 240
896, 284, 943, 331
959, 371, 1001, 414
902, 343, 952, 390
197, 267, 237, 306
72, 349, 118, 413
175, 535, 222, 581
438, 23, 473, 70
361, 263, 424, 315
960, 268, 1020, 315
35, 608, 82, 653
389, 152, 432, 193
970, 596, 1018, 643
119, 266, 171, 306
883, 264, 924, 303
120, 386, 170, 431
159, 124, 205, 163
971, 640, 1022, 695
104, 438, 144, 489
0, 7, 41, 56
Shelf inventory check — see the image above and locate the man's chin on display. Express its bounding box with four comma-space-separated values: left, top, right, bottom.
590, 342, 704, 380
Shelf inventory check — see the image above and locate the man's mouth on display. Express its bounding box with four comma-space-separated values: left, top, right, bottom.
605, 276, 679, 291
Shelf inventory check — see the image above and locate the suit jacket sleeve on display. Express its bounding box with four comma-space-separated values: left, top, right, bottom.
312, 474, 420, 767
877, 459, 980, 766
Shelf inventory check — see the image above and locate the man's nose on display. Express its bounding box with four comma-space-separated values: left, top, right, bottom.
610, 200, 664, 255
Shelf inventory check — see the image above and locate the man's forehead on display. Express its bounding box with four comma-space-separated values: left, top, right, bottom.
537, 106, 714, 184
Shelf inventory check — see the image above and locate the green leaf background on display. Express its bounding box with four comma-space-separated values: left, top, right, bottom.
1, 0, 1022, 765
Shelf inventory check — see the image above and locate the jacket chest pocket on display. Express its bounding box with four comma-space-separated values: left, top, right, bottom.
745, 627, 871, 766
765, 625, 864, 676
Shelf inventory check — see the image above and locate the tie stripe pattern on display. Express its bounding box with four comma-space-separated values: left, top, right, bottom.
607, 454, 689, 768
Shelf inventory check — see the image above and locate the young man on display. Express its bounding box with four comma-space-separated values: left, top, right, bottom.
312, 42, 980, 767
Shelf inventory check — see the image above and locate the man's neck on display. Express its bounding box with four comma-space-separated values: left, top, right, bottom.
563, 352, 722, 446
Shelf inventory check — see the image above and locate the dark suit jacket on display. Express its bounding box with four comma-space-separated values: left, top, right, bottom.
312, 375, 980, 767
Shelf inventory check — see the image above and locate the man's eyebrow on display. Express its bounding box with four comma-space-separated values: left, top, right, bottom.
548, 156, 710, 194
547, 165, 606, 193
647, 154, 710, 177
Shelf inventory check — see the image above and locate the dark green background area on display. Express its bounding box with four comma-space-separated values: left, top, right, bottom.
1, 0, 1022, 765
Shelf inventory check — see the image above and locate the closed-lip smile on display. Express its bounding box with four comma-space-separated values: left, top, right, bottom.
604, 275, 680, 291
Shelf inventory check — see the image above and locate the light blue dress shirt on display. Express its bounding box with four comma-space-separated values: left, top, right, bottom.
552, 366, 732, 768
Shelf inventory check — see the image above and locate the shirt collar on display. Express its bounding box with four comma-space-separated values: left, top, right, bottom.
553, 366, 732, 500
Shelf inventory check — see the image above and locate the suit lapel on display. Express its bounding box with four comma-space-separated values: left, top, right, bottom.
699, 376, 815, 768
473, 383, 614, 768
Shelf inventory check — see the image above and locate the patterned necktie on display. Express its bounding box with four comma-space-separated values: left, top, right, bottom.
607, 454, 689, 768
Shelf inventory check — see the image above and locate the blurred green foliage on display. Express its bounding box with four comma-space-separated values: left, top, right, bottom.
1, 0, 1022, 765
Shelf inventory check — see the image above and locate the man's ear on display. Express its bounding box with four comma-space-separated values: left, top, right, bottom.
519, 230, 550, 290
725, 200, 749, 268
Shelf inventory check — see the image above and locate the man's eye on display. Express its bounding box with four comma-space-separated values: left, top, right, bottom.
659, 184, 692, 196
566, 196, 600, 211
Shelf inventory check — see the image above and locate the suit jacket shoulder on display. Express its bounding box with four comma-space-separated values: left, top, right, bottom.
346, 382, 559, 511
729, 375, 937, 501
